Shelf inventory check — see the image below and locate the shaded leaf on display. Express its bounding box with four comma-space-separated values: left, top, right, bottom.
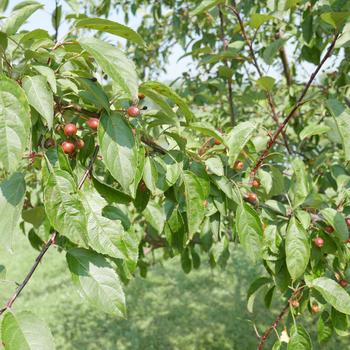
66, 248, 126, 316
1, 311, 55, 350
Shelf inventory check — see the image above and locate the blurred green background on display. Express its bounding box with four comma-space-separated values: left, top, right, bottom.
0, 234, 349, 349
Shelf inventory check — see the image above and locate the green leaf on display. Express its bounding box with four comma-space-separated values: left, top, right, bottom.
22, 206, 45, 228
2, 2, 42, 35
81, 188, 138, 271
263, 38, 288, 65
78, 78, 110, 113
143, 201, 166, 233
250, 13, 274, 29
299, 124, 330, 140
311, 277, 350, 315
256, 76, 275, 91
285, 217, 310, 280
1, 310, 55, 350
226, 121, 256, 164
321, 12, 350, 29
98, 112, 138, 196
44, 169, 87, 245
75, 17, 146, 46
317, 311, 333, 343
139, 81, 194, 123
92, 176, 132, 205
0, 172, 26, 250
320, 208, 348, 241
143, 157, 158, 195
236, 203, 263, 263
80, 37, 138, 99
138, 89, 178, 125
183, 171, 206, 238
287, 324, 312, 350
205, 157, 224, 176
0, 76, 31, 172
326, 99, 350, 161
336, 22, 350, 48
66, 248, 126, 317
247, 277, 271, 313
0, 31, 8, 53
188, 122, 225, 144
289, 158, 311, 208
32, 66, 57, 93
331, 308, 349, 336
22, 75, 54, 129
190, 0, 223, 16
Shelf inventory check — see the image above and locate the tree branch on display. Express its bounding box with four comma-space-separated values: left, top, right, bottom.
227, 5, 291, 154
0, 145, 100, 317
250, 32, 339, 180
257, 285, 305, 350
218, 5, 235, 126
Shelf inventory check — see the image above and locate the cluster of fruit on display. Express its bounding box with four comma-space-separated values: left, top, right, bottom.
45, 101, 143, 154
60, 118, 99, 154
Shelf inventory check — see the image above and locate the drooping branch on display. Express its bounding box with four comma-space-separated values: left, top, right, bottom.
227, 6, 291, 154
250, 32, 339, 180
257, 285, 305, 350
0, 145, 100, 317
218, 5, 236, 126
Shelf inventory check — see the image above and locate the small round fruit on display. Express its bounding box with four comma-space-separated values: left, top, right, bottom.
234, 160, 244, 170
64, 123, 77, 136
339, 279, 348, 288
214, 139, 221, 145
313, 237, 324, 248
290, 299, 299, 308
252, 179, 260, 188
75, 139, 85, 150
127, 106, 140, 117
247, 192, 257, 203
87, 118, 99, 130
138, 92, 145, 100
346, 218, 350, 229
324, 225, 334, 234
139, 181, 147, 192
311, 303, 319, 314
61, 141, 75, 154
44, 138, 55, 148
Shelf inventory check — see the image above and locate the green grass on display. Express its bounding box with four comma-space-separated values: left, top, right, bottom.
0, 234, 349, 349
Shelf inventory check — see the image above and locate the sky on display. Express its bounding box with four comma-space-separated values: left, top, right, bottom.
4, 0, 343, 83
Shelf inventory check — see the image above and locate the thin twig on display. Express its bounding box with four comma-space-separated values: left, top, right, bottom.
0, 233, 57, 316
0, 145, 100, 317
218, 5, 235, 126
250, 32, 339, 181
257, 285, 305, 350
78, 145, 100, 189
227, 5, 291, 154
